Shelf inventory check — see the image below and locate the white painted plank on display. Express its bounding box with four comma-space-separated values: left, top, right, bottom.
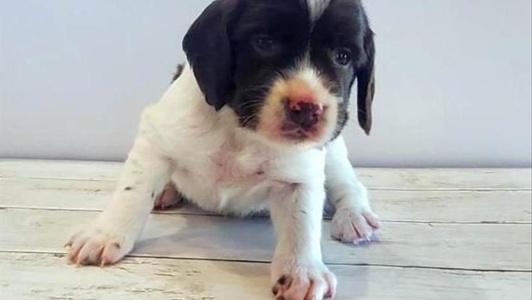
361, 168, 531, 191
1, 177, 530, 223
0, 209, 530, 271
1, 159, 530, 190
0, 159, 122, 181
1, 253, 530, 300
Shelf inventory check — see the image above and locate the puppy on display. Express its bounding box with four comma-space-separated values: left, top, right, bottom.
66, 0, 379, 299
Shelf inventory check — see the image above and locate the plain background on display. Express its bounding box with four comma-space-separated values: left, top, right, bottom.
1, 0, 531, 167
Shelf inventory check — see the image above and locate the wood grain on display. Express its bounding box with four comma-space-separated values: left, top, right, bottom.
1, 253, 530, 300
2, 177, 530, 223
1, 159, 530, 190
1, 209, 530, 271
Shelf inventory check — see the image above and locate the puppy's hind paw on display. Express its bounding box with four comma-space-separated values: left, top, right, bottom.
153, 183, 184, 210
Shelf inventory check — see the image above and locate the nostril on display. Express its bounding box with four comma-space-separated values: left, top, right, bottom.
288, 101, 304, 112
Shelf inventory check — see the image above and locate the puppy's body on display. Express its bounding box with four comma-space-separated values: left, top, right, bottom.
146, 66, 320, 215
68, 1, 379, 299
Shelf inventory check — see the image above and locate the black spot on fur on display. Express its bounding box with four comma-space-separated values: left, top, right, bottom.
124, 186, 133, 191
272, 286, 278, 295
171, 64, 185, 82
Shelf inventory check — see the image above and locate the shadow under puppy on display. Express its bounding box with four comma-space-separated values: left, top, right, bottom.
66, 0, 379, 299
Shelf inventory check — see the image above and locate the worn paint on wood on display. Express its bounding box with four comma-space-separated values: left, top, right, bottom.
1, 253, 530, 300
1, 159, 530, 190
1, 209, 530, 271
1, 177, 530, 223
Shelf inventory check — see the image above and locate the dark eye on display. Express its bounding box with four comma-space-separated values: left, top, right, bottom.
334, 48, 352, 66
254, 35, 275, 52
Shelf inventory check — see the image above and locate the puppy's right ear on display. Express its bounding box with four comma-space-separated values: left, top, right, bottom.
183, 0, 241, 110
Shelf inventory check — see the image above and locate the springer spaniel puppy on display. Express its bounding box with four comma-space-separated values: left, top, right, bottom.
67, 0, 379, 299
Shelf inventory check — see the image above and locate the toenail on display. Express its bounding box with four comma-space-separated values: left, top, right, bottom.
272, 287, 278, 295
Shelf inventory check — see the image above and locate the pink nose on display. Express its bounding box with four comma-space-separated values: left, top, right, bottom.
285, 98, 323, 130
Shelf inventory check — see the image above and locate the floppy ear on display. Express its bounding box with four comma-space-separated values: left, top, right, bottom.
356, 29, 376, 135
183, 0, 240, 110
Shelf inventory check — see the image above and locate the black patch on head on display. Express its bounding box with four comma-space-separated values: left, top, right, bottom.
183, 0, 375, 136
310, 0, 375, 137
229, 0, 311, 128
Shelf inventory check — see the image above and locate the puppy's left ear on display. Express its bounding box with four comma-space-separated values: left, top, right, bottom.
356, 29, 376, 135
183, 0, 241, 110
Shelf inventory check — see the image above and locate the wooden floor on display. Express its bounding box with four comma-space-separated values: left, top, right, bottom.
0, 160, 531, 300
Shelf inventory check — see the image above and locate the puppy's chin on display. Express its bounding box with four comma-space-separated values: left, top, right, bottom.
255, 116, 333, 148
254, 72, 339, 148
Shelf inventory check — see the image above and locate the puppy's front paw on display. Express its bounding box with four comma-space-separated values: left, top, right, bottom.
271, 260, 337, 300
331, 206, 380, 245
65, 226, 133, 266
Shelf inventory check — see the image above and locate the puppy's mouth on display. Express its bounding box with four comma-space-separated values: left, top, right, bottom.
281, 125, 318, 141
281, 125, 316, 140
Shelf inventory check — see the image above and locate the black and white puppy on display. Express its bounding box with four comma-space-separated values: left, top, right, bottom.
67, 0, 379, 299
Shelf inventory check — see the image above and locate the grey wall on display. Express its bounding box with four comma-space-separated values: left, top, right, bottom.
1, 0, 531, 167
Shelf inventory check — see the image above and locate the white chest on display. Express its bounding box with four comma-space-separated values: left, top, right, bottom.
169, 135, 284, 213
210, 140, 272, 184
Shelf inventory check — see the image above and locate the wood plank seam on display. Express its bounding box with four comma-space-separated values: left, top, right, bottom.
3, 175, 530, 191
1, 206, 530, 225
1, 250, 530, 273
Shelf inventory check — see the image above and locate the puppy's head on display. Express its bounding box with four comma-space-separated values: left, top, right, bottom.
184, 0, 375, 147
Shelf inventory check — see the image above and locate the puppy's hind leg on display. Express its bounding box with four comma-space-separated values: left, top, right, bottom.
66, 135, 171, 266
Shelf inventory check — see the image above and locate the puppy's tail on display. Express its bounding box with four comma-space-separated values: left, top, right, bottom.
171, 64, 185, 82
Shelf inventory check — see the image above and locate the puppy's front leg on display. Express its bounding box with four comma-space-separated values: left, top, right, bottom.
326, 136, 380, 244
270, 183, 337, 300
66, 135, 170, 266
